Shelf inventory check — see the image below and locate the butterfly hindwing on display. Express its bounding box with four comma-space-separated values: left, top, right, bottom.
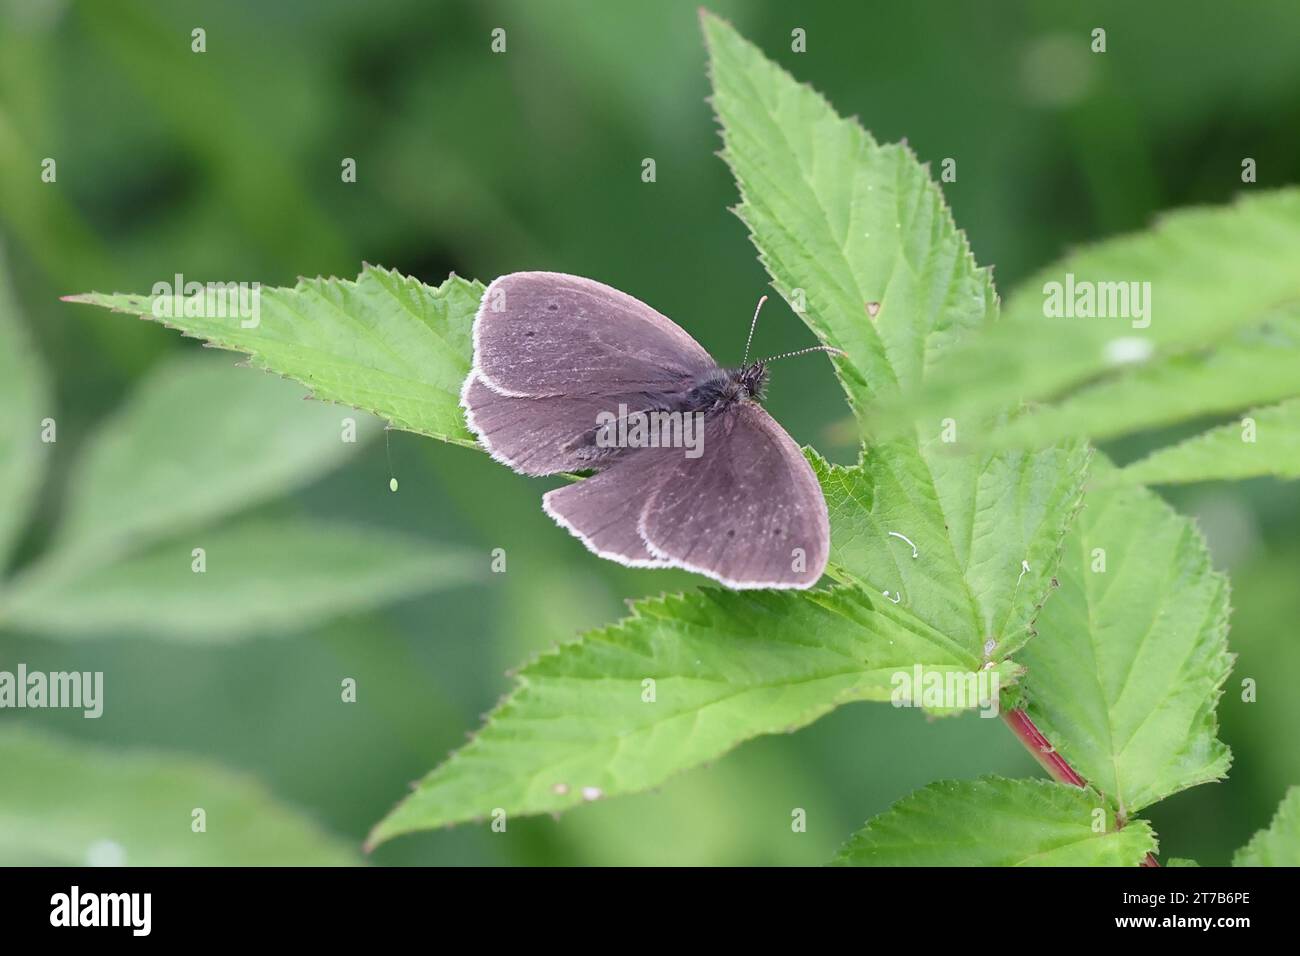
541, 452, 680, 567
637, 403, 829, 588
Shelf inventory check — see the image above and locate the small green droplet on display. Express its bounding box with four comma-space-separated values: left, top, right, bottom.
389, 477, 398, 492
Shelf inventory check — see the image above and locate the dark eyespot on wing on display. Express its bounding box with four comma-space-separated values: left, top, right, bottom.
473, 272, 717, 397
637, 404, 829, 589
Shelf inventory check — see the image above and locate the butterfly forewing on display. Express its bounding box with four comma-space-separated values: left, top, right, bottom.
474, 272, 716, 396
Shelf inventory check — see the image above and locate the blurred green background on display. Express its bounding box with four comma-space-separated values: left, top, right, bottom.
1, 0, 1298, 865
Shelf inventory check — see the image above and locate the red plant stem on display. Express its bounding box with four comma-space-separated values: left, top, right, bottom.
1001, 708, 1159, 867
1002, 708, 1088, 787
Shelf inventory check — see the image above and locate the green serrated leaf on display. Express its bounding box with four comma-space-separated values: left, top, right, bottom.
703, 10, 996, 422
1020, 456, 1233, 817
1120, 397, 1300, 485
65, 264, 482, 447
0, 517, 477, 641
1233, 786, 1300, 866
831, 776, 1157, 866
705, 12, 1088, 672
0, 245, 51, 572
0, 727, 358, 865
368, 586, 1022, 846
887, 189, 1300, 441
815, 439, 1089, 663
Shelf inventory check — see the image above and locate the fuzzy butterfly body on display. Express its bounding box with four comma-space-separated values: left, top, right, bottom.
461, 272, 831, 589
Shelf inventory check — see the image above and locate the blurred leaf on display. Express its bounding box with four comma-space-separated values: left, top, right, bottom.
0, 726, 358, 865
816, 440, 1089, 663
703, 9, 996, 421
549, 744, 841, 866
1233, 786, 1300, 866
368, 587, 1024, 846
0, 244, 50, 571
831, 777, 1156, 866
48, 354, 379, 561
886, 189, 1300, 443
65, 266, 482, 448
991, 308, 1300, 447
1, 517, 477, 641
1216, 541, 1300, 820
1167, 858, 1202, 867
76, 0, 351, 269
1120, 398, 1300, 485
0, 353, 472, 642
1020, 457, 1233, 817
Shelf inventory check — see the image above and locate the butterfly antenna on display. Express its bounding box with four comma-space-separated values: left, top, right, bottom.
742, 295, 768, 365
753, 344, 847, 366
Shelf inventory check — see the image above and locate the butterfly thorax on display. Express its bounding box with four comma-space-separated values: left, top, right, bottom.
680, 363, 768, 412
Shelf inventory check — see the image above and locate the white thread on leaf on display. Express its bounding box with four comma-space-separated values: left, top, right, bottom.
888, 531, 918, 558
